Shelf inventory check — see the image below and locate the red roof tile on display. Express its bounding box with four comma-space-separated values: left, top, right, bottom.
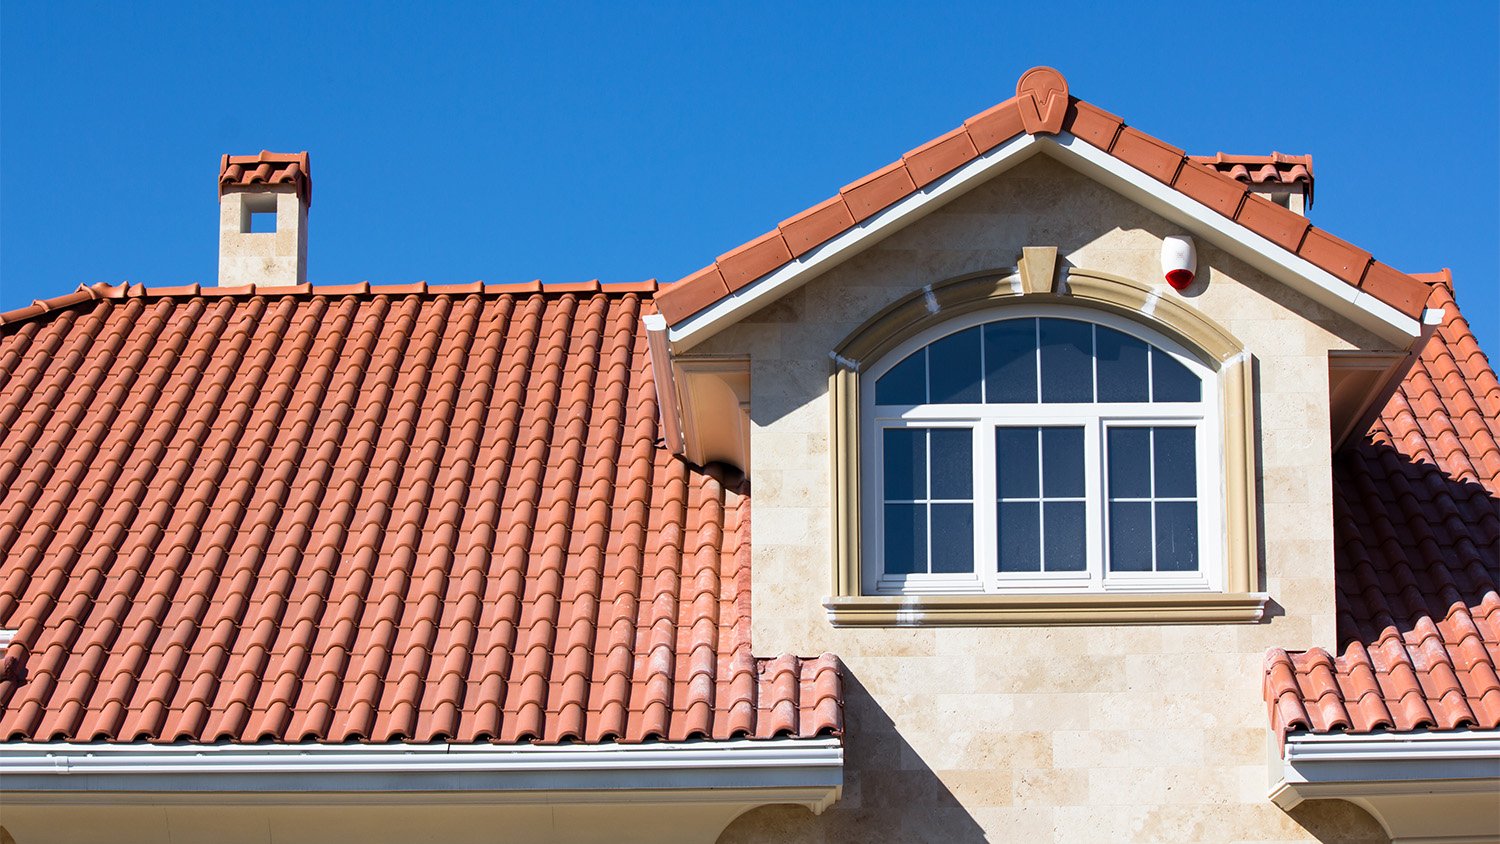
1190, 153, 1314, 205
653, 68, 1425, 326
219, 151, 312, 206
1266, 274, 1500, 736
0, 283, 842, 745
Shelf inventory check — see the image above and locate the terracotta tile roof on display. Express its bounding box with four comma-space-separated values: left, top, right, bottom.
0, 282, 842, 745
1190, 153, 1314, 206
219, 151, 312, 206
1266, 273, 1500, 736
654, 68, 1426, 325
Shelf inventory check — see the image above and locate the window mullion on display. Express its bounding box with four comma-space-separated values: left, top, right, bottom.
976, 422, 996, 593
1087, 417, 1104, 590
1147, 427, 1158, 573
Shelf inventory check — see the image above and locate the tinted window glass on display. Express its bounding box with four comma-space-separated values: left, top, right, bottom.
1038, 319, 1094, 403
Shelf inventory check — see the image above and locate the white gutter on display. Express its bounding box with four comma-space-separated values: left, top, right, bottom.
0, 738, 843, 809
665, 132, 1424, 352
1271, 730, 1500, 843
643, 311, 687, 456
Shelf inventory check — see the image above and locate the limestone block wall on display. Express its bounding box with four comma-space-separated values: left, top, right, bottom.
218, 187, 308, 287
706, 156, 1393, 842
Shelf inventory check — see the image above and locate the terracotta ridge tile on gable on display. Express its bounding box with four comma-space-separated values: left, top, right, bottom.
0, 283, 118, 327
656, 67, 1431, 325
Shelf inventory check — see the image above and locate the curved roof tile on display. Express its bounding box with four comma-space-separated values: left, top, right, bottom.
1265, 274, 1500, 737
0, 285, 842, 745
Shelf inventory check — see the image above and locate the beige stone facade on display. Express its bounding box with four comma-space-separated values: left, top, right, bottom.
218, 185, 308, 286
706, 156, 1397, 842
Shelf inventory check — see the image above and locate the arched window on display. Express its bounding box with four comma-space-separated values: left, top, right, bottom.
860, 305, 1222, 595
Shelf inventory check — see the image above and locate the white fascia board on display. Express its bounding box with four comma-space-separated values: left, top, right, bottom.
0, 738, 843, 803
1045, 134, 1422, 344
666, 133, 1046, 351
1271, 730, 1500, 809
665, 132, 1422, 352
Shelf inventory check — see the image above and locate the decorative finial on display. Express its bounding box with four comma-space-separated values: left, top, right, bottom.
1016, 67, 1068, 135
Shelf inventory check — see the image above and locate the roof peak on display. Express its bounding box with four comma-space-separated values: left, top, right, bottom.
653, 66, 1427, 334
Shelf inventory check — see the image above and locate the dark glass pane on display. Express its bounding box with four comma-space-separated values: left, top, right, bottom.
930, 503, 975, 574
1041, 427, 1085, 498
1043, 501, 1086, 571
995, 427, 1040, 499
884, 503, 925, 574
884, 428, 925, 499
998, 501, 1041, 572
1151, 347, 1201, 403
929, 428, 973, 499
1106, 428, 1151, 499
1038, 319, 1094, 403
983, 319, 1038, 403
928, 327, 983, 404
876, 349, 927, 405
1095, 326, 1150, 403
1153, 427, 1197, 498
1108, 501, 1152, 571
1155, 501, 1199, 572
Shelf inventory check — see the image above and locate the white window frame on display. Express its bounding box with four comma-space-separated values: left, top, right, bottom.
859, 304, 1224, 596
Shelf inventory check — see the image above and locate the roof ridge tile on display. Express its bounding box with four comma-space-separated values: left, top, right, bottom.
654, 67, 1429, 325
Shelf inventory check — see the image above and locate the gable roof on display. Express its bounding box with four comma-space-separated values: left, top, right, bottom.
653, 67, 1427, 344
1266, 274, 1500, 736
0, 282, 841, 745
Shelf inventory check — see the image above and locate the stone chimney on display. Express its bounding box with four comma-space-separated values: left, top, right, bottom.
1190, 153, 1313, 216
217, 151, 311, 286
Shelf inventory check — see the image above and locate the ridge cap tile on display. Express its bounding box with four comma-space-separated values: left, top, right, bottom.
653, 69, 1426, 325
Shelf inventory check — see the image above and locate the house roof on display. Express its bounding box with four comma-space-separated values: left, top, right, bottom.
0, 282, 841, 745
652, 68, 1425, 328
1266, 273, 1500, 736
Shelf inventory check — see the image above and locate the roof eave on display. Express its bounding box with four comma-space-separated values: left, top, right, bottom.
0, 737, 844, 809
1271, 730, 1500, 840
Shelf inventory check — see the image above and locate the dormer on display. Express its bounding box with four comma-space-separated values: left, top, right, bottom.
217, 150, 311, 286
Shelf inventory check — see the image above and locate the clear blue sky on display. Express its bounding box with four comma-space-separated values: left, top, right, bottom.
3, 2, 1496, 355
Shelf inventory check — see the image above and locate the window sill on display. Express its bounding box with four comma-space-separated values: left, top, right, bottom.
823, 592, 1270, 626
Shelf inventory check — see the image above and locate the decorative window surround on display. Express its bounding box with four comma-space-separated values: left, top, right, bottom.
826, 260, 1268, 626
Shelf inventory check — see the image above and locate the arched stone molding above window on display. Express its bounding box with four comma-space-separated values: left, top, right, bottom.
825, 254, 1267, 626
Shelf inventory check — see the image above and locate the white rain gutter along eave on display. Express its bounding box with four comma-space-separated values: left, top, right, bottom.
1270, 729, 1500, 809
0, 737, 844, 800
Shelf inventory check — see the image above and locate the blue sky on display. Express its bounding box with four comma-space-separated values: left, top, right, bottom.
3, 2, 1496, 354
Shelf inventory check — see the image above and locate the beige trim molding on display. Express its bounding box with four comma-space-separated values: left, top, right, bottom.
825, 593, 1269, 626
828, 261, 1263, 625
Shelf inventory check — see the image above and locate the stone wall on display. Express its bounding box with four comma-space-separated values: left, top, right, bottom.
706, 155, 1392, 843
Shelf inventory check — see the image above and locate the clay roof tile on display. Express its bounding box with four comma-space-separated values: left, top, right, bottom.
0, 285, 842, 746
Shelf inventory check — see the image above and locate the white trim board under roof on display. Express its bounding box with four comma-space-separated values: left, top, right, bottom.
664, 133, 1433, 354
1271, 730, 1500, 843
0, 738, 842, 803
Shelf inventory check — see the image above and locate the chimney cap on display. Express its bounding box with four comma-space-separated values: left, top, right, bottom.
219, 150, 312, 206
